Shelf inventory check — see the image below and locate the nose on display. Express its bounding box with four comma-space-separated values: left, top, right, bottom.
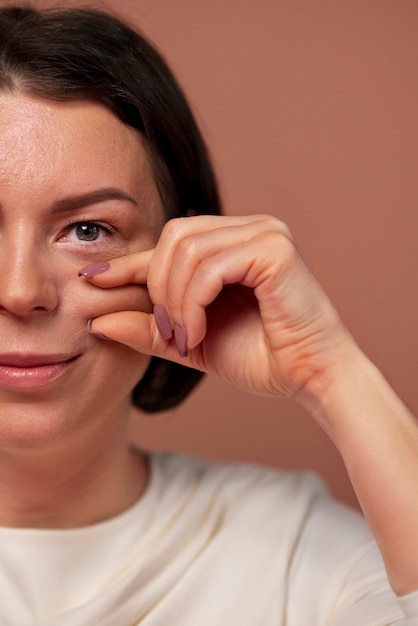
0, 244, 59, 318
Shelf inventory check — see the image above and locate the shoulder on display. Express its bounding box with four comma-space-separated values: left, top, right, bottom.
151, 450, 326, 499
149, 451, 366, 539
146, 453, 409, 623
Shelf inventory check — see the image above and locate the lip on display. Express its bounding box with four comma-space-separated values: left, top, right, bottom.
0, 353, 80, 390
0, 354, 77, 367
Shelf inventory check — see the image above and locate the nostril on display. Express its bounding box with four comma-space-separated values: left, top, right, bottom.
0, 267, 59, 315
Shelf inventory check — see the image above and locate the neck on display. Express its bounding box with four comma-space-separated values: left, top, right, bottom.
0, 412, 149, 529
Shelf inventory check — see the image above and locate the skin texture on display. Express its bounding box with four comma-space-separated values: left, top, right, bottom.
89, 215, 418, 595
0, 94, 417, 595
0, 93, 165, 527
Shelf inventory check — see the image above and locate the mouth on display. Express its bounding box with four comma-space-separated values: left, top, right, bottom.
0, 354, 80, 390
0, 354, 79, 367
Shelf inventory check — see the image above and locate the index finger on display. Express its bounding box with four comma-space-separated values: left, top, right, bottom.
78, 248, 154, 287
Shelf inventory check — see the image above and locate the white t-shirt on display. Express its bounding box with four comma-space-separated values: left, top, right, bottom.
0, 452, 417, 625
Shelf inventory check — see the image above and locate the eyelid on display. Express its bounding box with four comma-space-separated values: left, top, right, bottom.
65, 219, 117, 234
58, 219, 118, 243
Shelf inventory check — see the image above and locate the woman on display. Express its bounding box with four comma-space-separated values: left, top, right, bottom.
0, 5, 416, 625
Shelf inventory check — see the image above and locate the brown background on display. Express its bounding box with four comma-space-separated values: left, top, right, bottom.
33, 0, 418, 507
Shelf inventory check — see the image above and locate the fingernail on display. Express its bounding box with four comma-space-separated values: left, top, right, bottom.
153, 305, 173, 340
78, 262, 110, 278
174, 324, 188, 358
87, 319, 110, 340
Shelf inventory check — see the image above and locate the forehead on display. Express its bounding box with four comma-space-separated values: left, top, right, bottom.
0, 93, 159, 204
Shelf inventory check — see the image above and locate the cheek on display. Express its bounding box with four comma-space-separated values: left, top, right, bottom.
58, 277, 153, 400
64, 277, 152, 321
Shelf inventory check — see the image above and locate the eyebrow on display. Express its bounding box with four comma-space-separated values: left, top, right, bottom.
51, 188, 139, 213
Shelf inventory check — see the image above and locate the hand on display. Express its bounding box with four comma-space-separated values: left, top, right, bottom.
83, 214, 418, 595
84, 215, 354, 401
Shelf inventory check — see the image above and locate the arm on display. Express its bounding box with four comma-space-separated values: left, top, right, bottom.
83, 214, 418, 596
307, 343, 418, 596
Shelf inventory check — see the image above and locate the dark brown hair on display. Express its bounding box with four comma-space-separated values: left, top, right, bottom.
0, 5, 222, 412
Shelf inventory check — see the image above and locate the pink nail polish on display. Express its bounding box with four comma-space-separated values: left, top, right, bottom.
78, 262, 110, 278
153, 305, 173, 340
174, 324, 188, 358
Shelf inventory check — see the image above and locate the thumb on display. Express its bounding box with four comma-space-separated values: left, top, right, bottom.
89, 311, 204, 371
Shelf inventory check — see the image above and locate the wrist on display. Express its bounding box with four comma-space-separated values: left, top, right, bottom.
299, 339, 418, 595
297, 339, 380, 444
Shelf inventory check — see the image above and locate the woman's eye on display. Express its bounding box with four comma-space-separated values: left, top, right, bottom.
61, 221, 116, 242
76, 223, 102, 241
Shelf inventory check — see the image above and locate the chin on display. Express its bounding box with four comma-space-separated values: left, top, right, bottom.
0, 403, 75, 451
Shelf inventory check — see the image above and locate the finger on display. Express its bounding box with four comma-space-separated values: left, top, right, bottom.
78, 249, 154, 288
158, 217, 291, 349
148, 215, 286, 346
147, 214, 276, 311
89, 310, 206, 370
180, 228, 297, 350
163, 218, 282, 326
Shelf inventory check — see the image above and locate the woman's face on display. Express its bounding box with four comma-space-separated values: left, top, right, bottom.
0, 94, 165, 448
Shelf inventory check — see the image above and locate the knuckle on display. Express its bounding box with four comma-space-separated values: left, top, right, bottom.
267, 216, 293, 240
198, 256, 218, 279
261, 228, 298, 269
253, 214, 294, 241
160, 217, 187, 242
280, 233, 297, 262
277, 237, 299, 274
177, 235, 200, 261
280, 222, 293, 240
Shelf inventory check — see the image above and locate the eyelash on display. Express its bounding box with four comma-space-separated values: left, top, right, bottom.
62, 220, 118, 241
